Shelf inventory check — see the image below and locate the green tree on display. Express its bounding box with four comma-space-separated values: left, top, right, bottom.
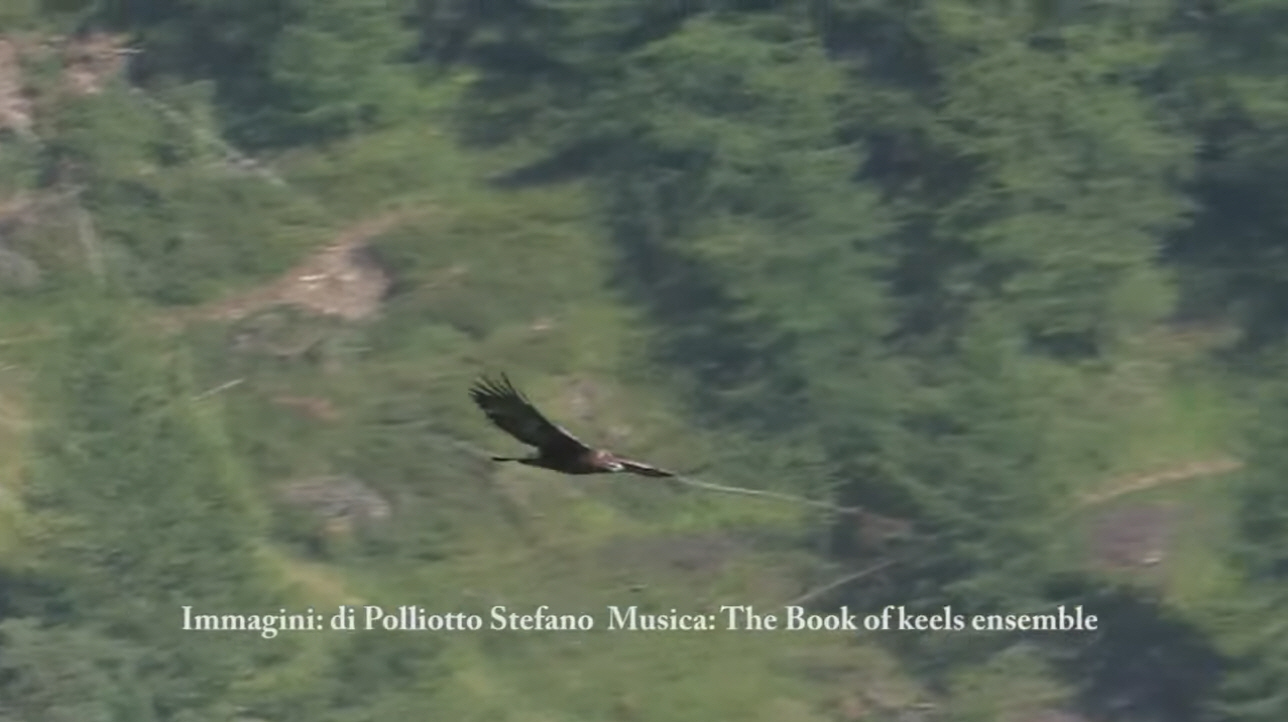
1209, 370, 1288, 720
1162, 0, 1288, 345
85, 0, 418, 146
262, 0, 419, 143
835, 1, 1193, 359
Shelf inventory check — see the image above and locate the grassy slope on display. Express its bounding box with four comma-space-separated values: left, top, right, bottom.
1035, 322, 1248, 645
168, 120, 914, 720
264, 126, 1243, 717
2, 79, 1252, 719
0, 343, 30, 558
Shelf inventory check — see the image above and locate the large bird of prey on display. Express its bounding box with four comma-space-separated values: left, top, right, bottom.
470, 374, 675, 478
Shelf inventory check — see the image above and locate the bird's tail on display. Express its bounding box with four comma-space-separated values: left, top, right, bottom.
491, 455, 525, 462
619, 459, 675, 478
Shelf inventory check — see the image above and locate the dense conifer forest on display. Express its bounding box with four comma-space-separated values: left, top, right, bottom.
2, 1, 1288, 720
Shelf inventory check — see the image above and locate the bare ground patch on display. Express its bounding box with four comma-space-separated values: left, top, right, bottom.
1088, 502, 1178, 572
277, 474, 392, 538
0, 32, 132, 137
163, 209, 425, 335
191, 211, 411, 323
1079, 458, 1241, 577
0, 38, 32, 136
60, 32, 131, 96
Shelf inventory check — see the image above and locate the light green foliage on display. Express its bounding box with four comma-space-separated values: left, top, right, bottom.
15, 303, 281, 718
0, 619, 156, 722
26, 305, 265, 601
945, 642, 1068, 722
42, 87, 327, 302
3, 0, 1288, 720
1198, 373, 1288, 721
0, 0, 37, 26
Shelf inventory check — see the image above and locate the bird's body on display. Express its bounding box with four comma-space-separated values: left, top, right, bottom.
470, 374, 674, 478
493, 448, 631, 475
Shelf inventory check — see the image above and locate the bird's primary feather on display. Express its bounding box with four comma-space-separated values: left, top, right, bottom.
469, 374, 591, 456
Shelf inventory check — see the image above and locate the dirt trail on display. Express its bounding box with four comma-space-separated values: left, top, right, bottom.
1079, 457, 1244, 507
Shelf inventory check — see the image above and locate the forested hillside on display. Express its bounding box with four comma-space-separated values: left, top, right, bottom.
1, 1, 1287, 720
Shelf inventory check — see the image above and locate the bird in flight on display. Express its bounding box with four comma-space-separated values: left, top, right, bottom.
469, 373, 675, 478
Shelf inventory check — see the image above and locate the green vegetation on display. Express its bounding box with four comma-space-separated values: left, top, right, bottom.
2, 1, 1288, 720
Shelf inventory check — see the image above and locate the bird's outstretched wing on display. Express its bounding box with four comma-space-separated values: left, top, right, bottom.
470, 374, 591, 456
618, 458, 675, 478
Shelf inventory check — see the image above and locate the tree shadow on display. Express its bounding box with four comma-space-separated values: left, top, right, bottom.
1045, 581, 1226, 722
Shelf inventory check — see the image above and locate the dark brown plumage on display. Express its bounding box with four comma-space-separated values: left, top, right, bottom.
469, 374, 674, 478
